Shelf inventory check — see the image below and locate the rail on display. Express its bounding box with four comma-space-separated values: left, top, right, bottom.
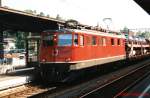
80, 60, 150, 98
1, 59, 150, 98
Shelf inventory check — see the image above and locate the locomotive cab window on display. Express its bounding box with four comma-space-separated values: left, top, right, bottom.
92, 36, 96, 45
43, 34, 54, 46
58, 34, 72, 46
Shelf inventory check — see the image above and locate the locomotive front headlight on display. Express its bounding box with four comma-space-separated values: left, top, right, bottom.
42, 59, 46, 62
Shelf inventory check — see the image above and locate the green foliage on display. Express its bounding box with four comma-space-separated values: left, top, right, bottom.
0, 44, 3, 49
137, 31, 150, 39
122, 26, 129, 33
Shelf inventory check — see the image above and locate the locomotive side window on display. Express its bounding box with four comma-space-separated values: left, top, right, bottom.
58, 34, 72, 46
117, 39, 120, 45
92, 36, 96, 45
80, 35, 84, 46
86, 36, 91, 46
102, 37, 106, 46
121, 40, 123, 46
43, 34, 54, 46
74, 34, 78, 46
111, 38, 115, 45
99, 37, 103, 46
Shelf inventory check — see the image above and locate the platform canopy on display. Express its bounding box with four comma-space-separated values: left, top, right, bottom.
0, 7, 65, 32
134, 0, 150, 15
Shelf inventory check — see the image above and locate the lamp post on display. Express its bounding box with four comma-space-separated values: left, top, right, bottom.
103, 18, 112, 30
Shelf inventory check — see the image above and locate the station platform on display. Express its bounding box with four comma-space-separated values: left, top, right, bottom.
121, 74, 150, 98
0, 67, 34, 91
0, 75, 32, 91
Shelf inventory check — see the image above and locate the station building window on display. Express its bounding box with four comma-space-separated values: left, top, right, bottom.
92, 36, 96, 45
111, 38, 115, 45
80, 35, 84, 46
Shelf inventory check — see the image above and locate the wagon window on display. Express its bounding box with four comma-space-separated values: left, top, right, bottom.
111, 38, 115, 45
80, 35, 84, 46
74, 34, 78, 46
58, 34, 72, 46
92, 36, 96, 45
102, 37, 106, 46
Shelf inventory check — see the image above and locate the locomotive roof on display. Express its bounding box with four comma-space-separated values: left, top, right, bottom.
44, 28, 126, 39
74, 29, 126, 39
44, 29, 74, 33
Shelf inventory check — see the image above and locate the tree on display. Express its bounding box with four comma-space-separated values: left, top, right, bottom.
24, 9, 37, 15
56, 14, 64, 20
123, 26, 129, 33
39, 12, 45, 16
56, 14, 60, 19
46, 14, 50, 18
141, 31, 150, 39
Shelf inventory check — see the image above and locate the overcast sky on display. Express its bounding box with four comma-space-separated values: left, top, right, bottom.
2, 0, 150, 30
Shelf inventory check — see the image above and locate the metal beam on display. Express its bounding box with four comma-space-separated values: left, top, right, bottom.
0, 0, 1, 7
134, 0, 150, 14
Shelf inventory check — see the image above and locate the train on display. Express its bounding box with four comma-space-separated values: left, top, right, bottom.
39, 20, 150, 82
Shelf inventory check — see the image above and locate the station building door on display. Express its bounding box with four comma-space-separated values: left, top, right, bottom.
26, 36, 40, 67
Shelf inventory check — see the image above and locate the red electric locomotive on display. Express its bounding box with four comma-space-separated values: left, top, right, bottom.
39, 21, 127, 82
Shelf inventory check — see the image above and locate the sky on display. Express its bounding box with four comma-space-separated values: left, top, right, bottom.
2, 0, 150, 30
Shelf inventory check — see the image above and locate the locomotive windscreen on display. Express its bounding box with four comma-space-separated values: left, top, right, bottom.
43, 34, 54, 46
58, 34, 72, 46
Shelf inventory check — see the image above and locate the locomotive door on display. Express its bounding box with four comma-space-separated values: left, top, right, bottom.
26, 36, 40, 67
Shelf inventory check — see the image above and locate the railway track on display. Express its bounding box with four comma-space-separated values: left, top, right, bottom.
1, 59, 150, 98
79, 61, 150, 98
31, 59, 150, 98
0, 84, 56, 98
